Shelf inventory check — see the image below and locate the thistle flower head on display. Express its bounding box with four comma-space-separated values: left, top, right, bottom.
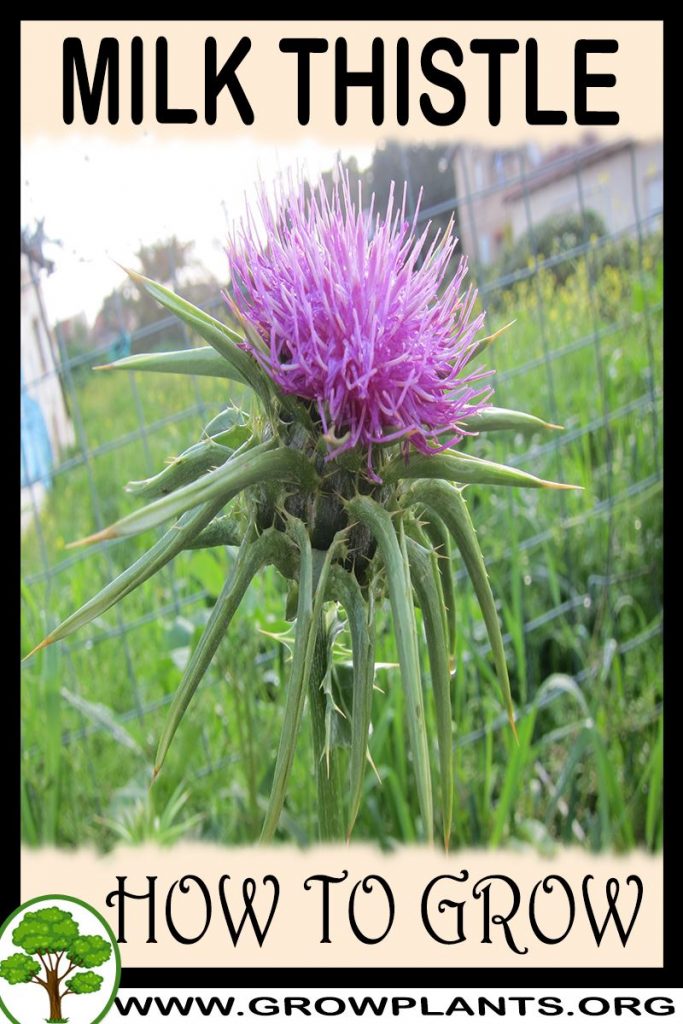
226, 169, 493, 473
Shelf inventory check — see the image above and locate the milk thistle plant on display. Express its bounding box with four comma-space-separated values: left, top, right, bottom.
28, 170, 579, 846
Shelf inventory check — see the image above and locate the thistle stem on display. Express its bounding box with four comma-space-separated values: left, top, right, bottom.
307, 621, 346, 842
307, 549, 346, 841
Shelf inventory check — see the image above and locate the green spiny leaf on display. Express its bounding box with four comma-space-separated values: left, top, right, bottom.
462, 320, 516, 367
70, 442, 319, 545
260, 519, 317, 842
347, 496, 434, 843
183, 515, 244, 551
25, 498, 227, 658
321, 612, 348, 775
383, 450, 580, 491
419, 508, 456, 664
405, 480, 518, 739
125, 429, 250, 501
457, 406, 562, 434
122, 268, 272, 405
405, 535, 453, 848
203, 408, 247, 437
94, 346, 243, 384
327, 564, 375, 838
154, 526, 296, 776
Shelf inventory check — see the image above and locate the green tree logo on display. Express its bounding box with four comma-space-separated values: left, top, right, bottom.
0, 897, 120, 1024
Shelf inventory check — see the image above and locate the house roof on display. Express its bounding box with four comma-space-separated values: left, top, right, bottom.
504, 139, 633, 202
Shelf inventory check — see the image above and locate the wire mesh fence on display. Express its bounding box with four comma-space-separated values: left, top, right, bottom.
20, 138, 663, 847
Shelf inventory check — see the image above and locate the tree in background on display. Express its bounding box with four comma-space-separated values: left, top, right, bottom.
497, 209, 608, 287
0, 907, 112, 1022
323, 142, 459, 241
92, 236, 220, 351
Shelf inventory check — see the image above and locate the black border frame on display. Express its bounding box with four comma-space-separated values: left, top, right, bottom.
15, 13, 671, 992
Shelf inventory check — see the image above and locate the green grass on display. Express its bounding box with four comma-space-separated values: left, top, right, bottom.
21, 244, 663, 851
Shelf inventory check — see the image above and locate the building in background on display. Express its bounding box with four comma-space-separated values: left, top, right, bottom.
453, 138, 663, 267
21, 223, 74, 531
452, 143, 540, 267
503, 138, 663, 244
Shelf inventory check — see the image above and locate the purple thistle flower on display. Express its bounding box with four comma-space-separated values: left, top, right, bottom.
226, 168, 493, 475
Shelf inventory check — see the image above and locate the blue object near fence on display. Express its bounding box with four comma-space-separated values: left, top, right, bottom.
108, 331, 132, 363
20, 375, 53, 489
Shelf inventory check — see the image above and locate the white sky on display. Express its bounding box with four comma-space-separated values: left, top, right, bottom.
21, 136, 373, 325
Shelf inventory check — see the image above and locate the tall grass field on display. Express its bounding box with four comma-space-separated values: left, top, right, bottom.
21, 242, 663, 851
